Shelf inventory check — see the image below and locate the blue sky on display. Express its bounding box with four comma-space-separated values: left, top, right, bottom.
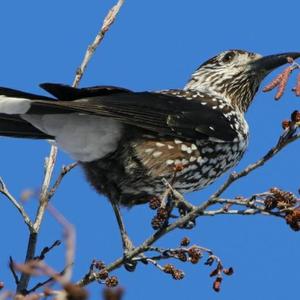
0, 1, 299, 299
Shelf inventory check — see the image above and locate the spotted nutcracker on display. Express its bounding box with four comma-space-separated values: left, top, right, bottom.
0, 50, 299, 206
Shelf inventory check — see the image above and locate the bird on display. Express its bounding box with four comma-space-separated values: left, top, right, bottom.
0, 49, 299, 208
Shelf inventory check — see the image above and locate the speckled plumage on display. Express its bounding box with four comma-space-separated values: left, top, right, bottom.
80, 89, 249, 206
0, 49, 299, 206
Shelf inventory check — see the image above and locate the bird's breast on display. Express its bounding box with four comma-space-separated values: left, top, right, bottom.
130, 132, 249, 194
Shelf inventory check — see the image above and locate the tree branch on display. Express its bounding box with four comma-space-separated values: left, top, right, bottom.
0, 178, 33, 231
77, 126, 299, 287
72, 0, 125, 87
33, 145, 58, 232
12, 0, 126, 295
48, 162, 78, 200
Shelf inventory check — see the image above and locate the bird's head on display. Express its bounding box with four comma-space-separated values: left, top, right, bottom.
185, 49, 300, 112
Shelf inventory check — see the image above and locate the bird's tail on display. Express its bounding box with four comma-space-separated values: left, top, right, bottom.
0, 114, 52, 139
0, 83, 131, 140
0, 86, 53, 139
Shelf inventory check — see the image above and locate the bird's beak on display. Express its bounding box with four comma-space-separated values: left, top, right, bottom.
250, 52, 300, 74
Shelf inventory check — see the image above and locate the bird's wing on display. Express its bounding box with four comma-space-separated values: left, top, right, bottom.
40, 83, 131, 100
26, 88, 237, 142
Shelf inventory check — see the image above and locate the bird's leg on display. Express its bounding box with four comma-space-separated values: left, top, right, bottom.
111, 201, 134, 251
110, 201, 137, 271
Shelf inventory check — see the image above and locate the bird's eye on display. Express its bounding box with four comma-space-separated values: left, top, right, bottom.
222, 52, 235, 63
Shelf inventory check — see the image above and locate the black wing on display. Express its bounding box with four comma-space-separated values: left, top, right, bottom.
40, 83, 131, 100
27, 87, 237, 141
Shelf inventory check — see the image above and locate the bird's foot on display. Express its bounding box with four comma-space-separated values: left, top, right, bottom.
122, 234, 138, 272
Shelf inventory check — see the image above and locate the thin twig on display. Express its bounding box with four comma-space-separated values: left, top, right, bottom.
162, 178, 195, 211
143, 258, 165, 272
48, 162, 78, 200
34, 240, 61, 260
9, 257, 19, 285
111, 201, 134, 253
33, 145, 58, 232
0, 178, 33, 231
14, 260, 64, 285
17, 143, 58, 292
26, 266, 67, 294
72, 0, 125, 87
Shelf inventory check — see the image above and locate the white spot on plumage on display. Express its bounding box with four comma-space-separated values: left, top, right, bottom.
209, 158, 217, 165
166, 159, 174, 165
145, 148, 154, 154
156, 142, 165, 147
202, 165, 210, 173
197, 156, 204, 164
208, 169, 216, 177
181, 144, 189, 152
174, 139, 182, 144
191, 144, 197, 151
167, 144, 174, 149
202, 147, 213, 153
0, 96, 31, 114
190, 156, 196, 162
181, 159, 189, 165
153, 151, 162, 158
175, 159, 182, 165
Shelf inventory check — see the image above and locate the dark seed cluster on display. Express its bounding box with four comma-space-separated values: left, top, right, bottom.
151, 207, 170, 230
88, 260, 119, 288
163, 264, 185, 280
285, 208, 300, 231
264, 187, 298, 210
105, 276, 119, 288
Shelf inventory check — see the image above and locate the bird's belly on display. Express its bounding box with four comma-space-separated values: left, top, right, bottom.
80, 134, 248, 206
122, 136, 249, 199
172, 139, 248, 193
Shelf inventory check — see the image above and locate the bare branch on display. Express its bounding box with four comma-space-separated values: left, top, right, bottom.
72, 0, 125, 87
33, 146, 58, 232
76, 183, 299, 287
0, 178, 33, 231
48, 162, 78, 200
34, 240, 61, 261
9, 257, 19, 285
17, 233, 38, 294
14, 0, 126, 295
26, 266, 66, 294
